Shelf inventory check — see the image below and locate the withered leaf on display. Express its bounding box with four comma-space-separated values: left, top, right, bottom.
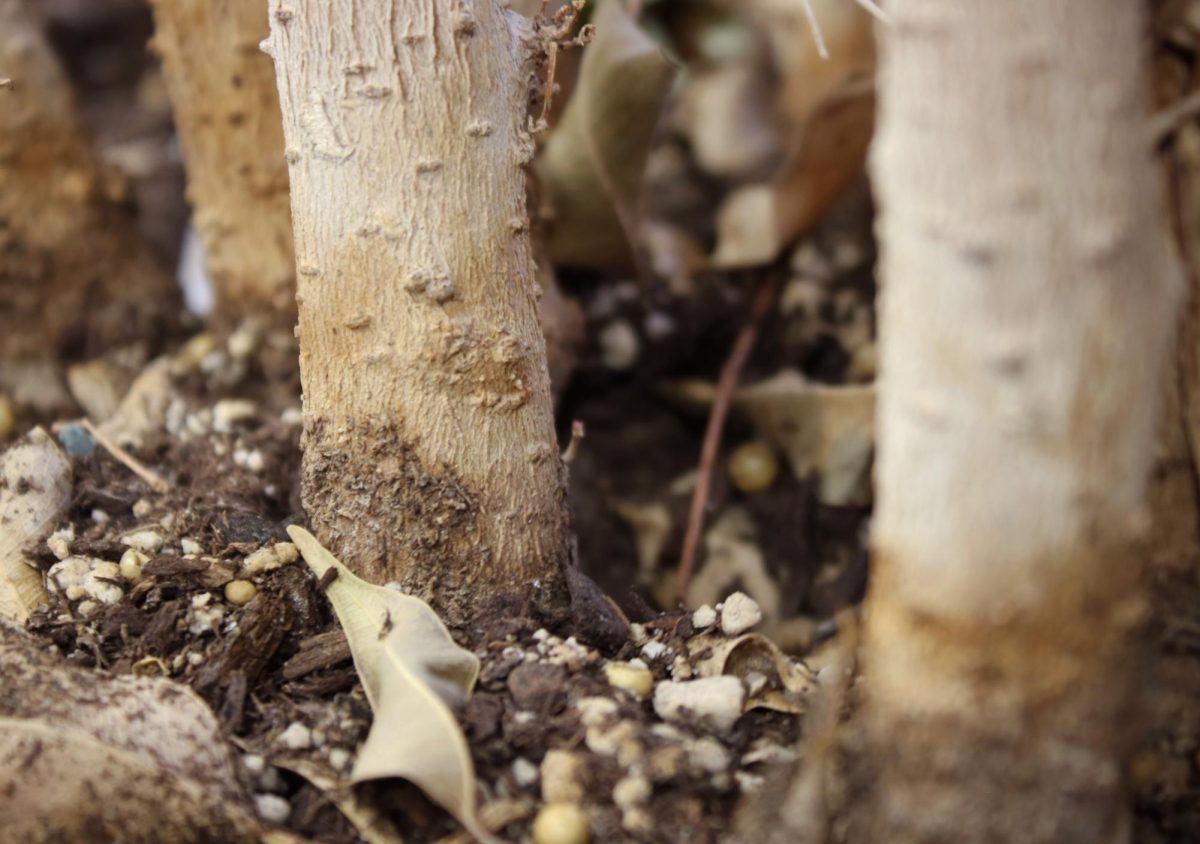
734, 370, 875, 507
0, 427, 70, 622
690, 630, 817, 714
713, 0, 876, 267
538, 0, 676, 270
287, 526, 494, 843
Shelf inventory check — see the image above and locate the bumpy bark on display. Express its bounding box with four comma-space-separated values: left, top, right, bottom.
149, 0, 294, 320
863, 1, 1178, 841
264, 1, 569, 623
0, 0, 176, 410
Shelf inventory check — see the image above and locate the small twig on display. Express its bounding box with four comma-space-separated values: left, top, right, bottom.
561, 420, 586, 463
79, 418, 170, 494
801, 0, 829, 59
317, 567, 339, 593
534, 0, 589, 130
676, 274, 782, 602
538, 41, 560, 127
0, 78, 13, 91
850, 0, 891, 25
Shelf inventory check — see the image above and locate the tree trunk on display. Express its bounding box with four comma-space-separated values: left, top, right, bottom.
149, 0, 294, 321
263, 0, 570, 623
0, 0, 177, 411
863, 1, 1178, 842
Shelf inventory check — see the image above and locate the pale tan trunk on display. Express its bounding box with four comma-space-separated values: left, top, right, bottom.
149, 0, 294, 319
863, 1, 1178, 841
264, 0, 569, 622
0, 0, 176, 409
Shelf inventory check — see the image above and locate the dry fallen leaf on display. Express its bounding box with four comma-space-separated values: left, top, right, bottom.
690, 630, 817, 714
712, 86, 874, 268
681, 56, 781, 182
67, 355, 133, 422
0, 620, 263, 841
610, 497, 673, 584
287, 526, 494, 843
274, 757, 406, 844
538, 0, 676, 270
99, 355, 174, 446
0, 427, 71, 622
684, 506, 782, 624
712, 0, 876, 267
735, 370, 875, 506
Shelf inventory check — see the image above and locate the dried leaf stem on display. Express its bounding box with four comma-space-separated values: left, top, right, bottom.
79, 419, 169, 494
676, 273, 782, 602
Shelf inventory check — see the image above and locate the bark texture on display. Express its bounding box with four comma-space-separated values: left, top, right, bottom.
149, 0, 294, 319
264, 0, 569, 622
0, 0, 176, 409
864, 1, 1178, 842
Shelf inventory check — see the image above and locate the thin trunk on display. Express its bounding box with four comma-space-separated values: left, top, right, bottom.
864, 1, 1177, 842
149, 0, 294, 320
0, 0, 176, 410
264, 0, 570, 623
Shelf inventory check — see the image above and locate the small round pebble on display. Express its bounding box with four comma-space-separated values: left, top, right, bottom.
720, 591, 763, 635
278, 721, 312, 751
227, 324, 260, 359
576, 696, 619, 727
242, 754, 265, 775
122, 530, 164, 553
254, 793, 291, 824
598, 319, 639, 370
532, 803, 590, 844
540, 750, 585, 803
612, 774, 651, 810
46, 528, 74, 561
85, 562, 124, 604
686, 737, 730, 774
512, 756, 539, 788
242, 542, 299, 575
212, 398, 257, 433
654, 677, 745, 733
604, 661, 654, 699
244, 449, 265, 473
225, 580, 258, 606
640, 640, 668, 661
692, 604, 717, 629
48, 556, 91, 600
119, 548, 148, 583
727, 441, 779, 493
56, 422, 94, 456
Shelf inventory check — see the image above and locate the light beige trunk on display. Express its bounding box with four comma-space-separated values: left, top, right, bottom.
863, 1, 1178, 842
149, 0, 294, 319
0, 0, 175, 409
264, 0, 569, 622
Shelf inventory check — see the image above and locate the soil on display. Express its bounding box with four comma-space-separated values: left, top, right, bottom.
20, 376, 806, 842
14, 282, 1200, 842
8, 2, 1200, 842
